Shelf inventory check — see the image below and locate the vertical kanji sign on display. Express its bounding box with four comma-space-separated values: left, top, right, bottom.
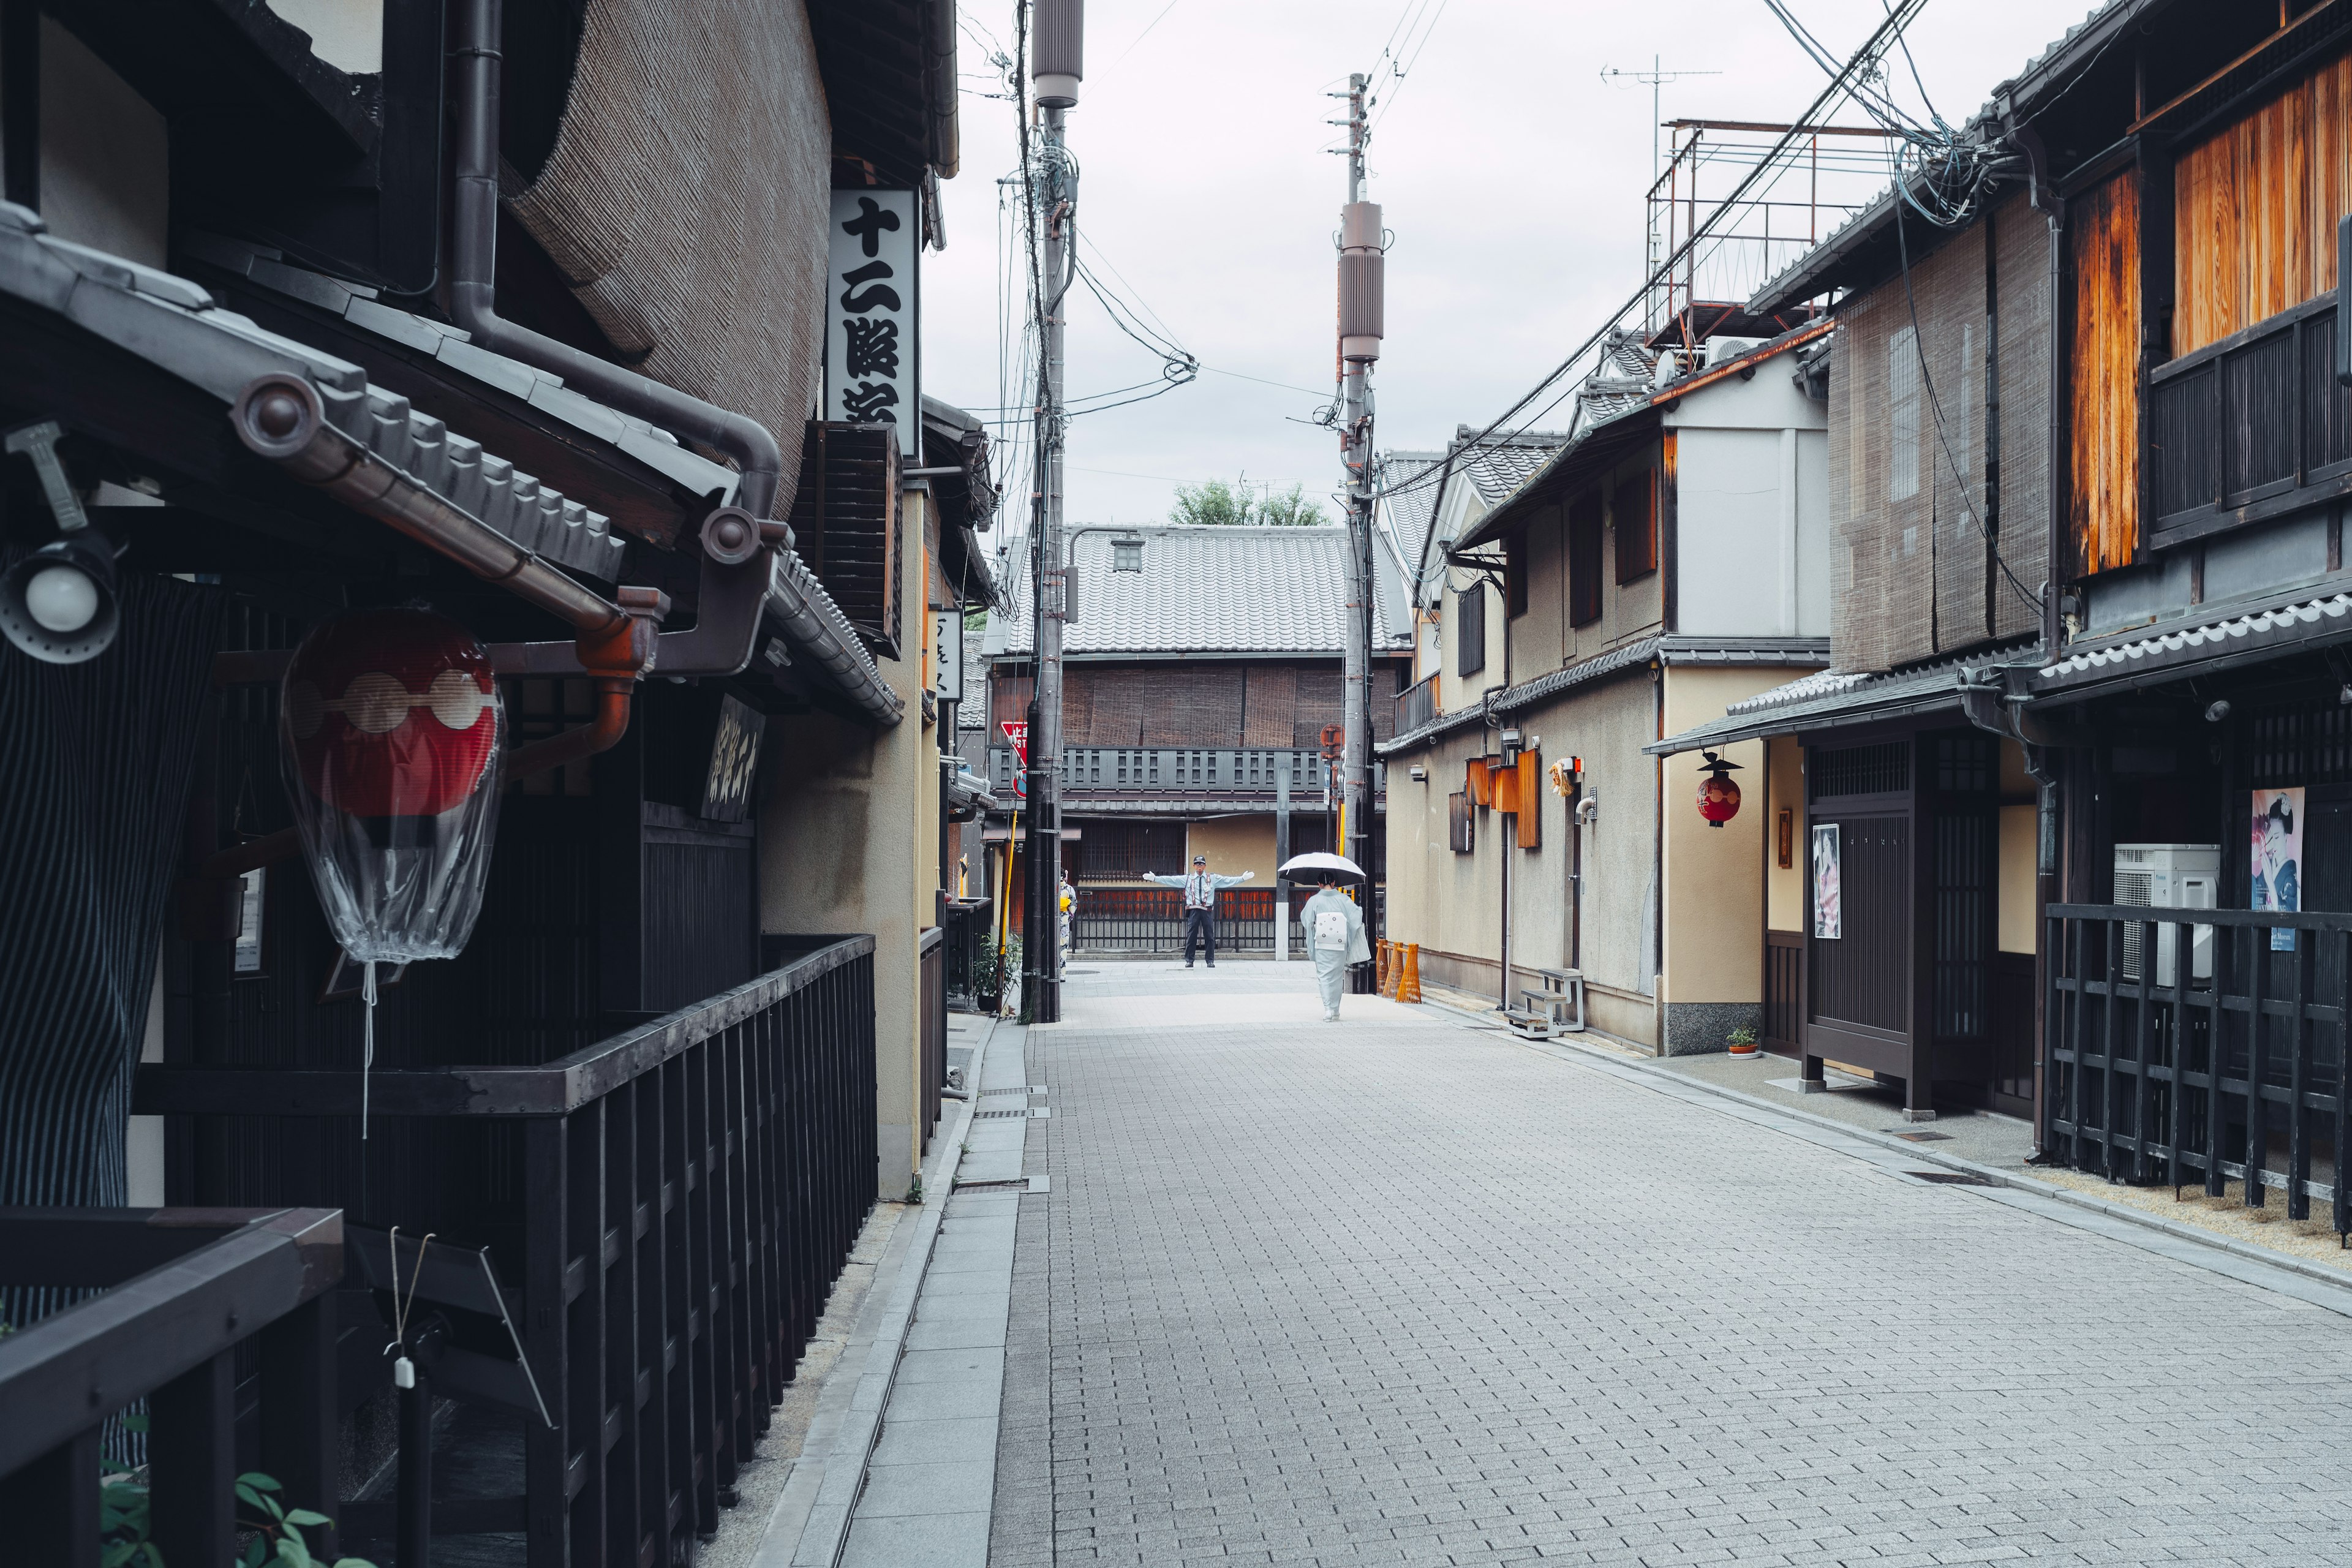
826, 190, 920, 461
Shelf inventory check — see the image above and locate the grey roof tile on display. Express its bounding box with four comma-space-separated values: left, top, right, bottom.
992, 524, 1408, 656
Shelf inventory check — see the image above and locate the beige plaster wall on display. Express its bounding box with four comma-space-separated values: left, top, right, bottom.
1660, 666, 1798, 1006
1383, 667, 1662, 1047
1186, 815, 1278, 883
757, 488, 933, 1199
1764, 735, 1805, 932
1999, 805, 2037, 953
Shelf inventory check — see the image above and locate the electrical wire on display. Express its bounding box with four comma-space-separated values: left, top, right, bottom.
1372, 0, 1937, 510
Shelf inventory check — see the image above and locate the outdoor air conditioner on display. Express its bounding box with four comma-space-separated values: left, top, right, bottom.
2113, 843, 2219, 986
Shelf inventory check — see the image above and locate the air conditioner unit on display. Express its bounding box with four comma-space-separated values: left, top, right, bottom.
2113, 843, 2219, 986
1702, 335, 1766, 369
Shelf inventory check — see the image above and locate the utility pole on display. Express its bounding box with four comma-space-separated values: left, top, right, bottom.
1333, 71, 1382, 988
1024, 0, 1081, 1023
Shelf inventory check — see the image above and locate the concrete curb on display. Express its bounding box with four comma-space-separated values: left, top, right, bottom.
750, 1020, 1000, 1568
1410, 991, 2352, 1311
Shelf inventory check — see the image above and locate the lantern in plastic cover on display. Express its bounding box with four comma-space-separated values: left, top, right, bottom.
1696, 750, 1743, 829
280, 609, 504, 1131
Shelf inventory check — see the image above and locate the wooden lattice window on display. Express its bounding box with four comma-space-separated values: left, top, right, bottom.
1449, 790, 1475, 853
1569, 496, 1603, 626
1457, 581, 1487, 674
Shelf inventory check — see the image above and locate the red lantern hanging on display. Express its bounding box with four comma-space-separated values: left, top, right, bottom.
281, 608, 506, 1133
1696, 750, 1743, 828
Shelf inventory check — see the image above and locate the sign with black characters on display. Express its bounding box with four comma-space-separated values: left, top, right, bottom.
826, 189, 920, 461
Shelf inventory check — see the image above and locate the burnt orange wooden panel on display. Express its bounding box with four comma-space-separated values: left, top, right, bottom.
1515, 753, 1542, 848
1466, 756, 1494, 807
2071, 171, 2141, 575
1491, 761, 1520, 815
2174, 56, 2352, 357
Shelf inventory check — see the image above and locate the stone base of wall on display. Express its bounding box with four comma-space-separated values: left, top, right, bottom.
1662, 1001, 1762, 1058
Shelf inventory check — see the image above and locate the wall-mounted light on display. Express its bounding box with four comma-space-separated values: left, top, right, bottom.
2204, 699, 2233, 723
2, 421, 119, 665
1408, 764, 1428, 782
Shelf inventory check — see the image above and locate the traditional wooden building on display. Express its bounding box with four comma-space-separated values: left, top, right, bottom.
1659, 0, 2352, 1161
979, 522, 1412, 952
1379, 328, 1836, 1048
0, 2, 991, 1562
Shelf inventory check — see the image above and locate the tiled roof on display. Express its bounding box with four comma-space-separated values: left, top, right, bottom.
1651, 641, 2039, 755
1376, 449, 1446, 583
990, 524, 1409, 657
1455, 427, 1571, 505
2036, 590, 2352, 693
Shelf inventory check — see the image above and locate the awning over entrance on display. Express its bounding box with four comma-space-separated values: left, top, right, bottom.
1646, 643, 2038, 756
2031, 589, 2352, 704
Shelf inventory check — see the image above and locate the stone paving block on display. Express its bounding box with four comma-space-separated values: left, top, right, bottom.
852, 1458, 997, 1517
989, 965, 2352, 1567
835, 1508, 990, 1568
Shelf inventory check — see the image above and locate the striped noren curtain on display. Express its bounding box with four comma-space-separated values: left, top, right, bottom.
0, 567, 222, 1227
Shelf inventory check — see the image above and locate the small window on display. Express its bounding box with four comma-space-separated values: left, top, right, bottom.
1449, 790, 1475, 853
1504, 531, 1529, 617
1568, 496, 1603, 627
1457, 581, 1487, 675
1615, 470, 1657, 585
1112, 540, 1143, 571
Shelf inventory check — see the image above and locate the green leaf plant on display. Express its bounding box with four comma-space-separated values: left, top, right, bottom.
97, 1453, 376, 1568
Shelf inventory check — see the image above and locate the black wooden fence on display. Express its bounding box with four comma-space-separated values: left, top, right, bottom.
2048, 903, 2352, 1232
134, 938, 878, 1567
0, 1207, 342, 1567
1072, 888, 1295, 954
921, 925, 946, 1149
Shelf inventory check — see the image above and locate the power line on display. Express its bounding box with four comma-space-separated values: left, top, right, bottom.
1374, 0, 1939, 510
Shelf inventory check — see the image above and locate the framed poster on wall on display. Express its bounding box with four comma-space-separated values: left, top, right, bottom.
1812, 823, 1841, 939
2252, 786, 2304, 952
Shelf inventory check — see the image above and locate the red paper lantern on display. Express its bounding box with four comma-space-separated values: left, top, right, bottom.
285, 609, 499, 818
1696, 750, 1743, 828
279, 608, 505, 966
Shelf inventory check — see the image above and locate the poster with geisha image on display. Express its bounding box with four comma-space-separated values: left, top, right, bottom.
1812, 823, 1841, 940
2252, 787, 2303, 952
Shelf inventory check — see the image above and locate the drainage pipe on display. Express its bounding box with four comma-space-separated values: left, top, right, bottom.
448, 0, 783, 520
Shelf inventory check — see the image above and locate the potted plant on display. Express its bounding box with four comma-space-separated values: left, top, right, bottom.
974, 934, 1019, 1016
1727, 1024, 1761, 1060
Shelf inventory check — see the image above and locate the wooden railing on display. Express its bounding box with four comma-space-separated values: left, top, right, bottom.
987, 746, 1385, 798
134, 938, 878, 1567
1395, 671, 1439, 735
2146, 290, 2352, 550
2047, 904, 2352, 1234
0, 1207, 343, 1567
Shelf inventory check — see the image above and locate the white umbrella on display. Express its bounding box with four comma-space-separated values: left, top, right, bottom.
1279, 851, 1365, 881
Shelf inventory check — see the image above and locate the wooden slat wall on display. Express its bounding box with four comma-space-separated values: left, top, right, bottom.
1927, 224, 1990, 642
1242, 666, 1297, 748
2070, 172, 2143, 576
1179, 666, 1245, 747
2174, 53, 2352, 358
1991, 192, 2052, 641
1292, 666, 1343, 749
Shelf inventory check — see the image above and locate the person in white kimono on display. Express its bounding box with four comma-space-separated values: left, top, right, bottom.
1300, 873, 1370, 1020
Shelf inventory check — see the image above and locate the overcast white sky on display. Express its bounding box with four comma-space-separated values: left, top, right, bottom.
919, 0, 2087, 540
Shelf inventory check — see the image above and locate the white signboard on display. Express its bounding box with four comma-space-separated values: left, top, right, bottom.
826, 189, 921, 462
933, 610, 965, 705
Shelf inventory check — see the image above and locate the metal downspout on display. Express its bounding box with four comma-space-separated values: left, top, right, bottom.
448, 0, 902, 720
450, 0, 783, 518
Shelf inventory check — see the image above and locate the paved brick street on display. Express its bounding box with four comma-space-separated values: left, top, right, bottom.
989, 962, 2352, 1567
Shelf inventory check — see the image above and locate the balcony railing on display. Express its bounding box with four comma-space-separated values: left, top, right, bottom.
0, 1207, 343, 1567
986, 747, 1385, 799
2147, 291, 2352, 549
134, 937, 879, 1567
1396, 672, 1439, 735
2046, 903, 2352, 1234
